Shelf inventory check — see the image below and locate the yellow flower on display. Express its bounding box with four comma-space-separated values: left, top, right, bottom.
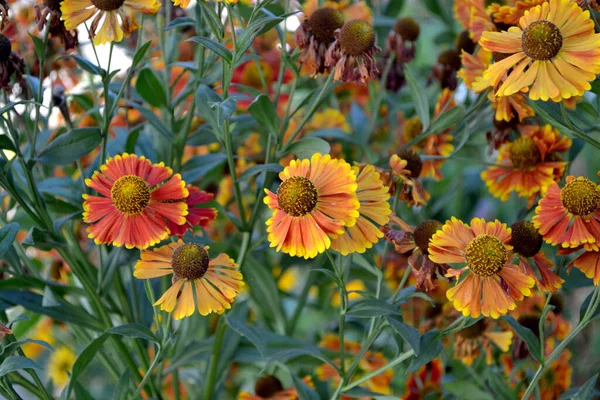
48, 347, 76, 388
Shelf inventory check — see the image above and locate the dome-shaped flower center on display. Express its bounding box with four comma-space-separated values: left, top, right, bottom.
522, 20, 562, 61
457, 319, 487, 339
394, 17, 420, 42
560, 178, 600, 216
509, 137, 541, 170
398, 149, 423, 178
0, 34, 12, 62
465, 234, 508, 277
91, 0, 125, 11
339, 19, 376, 56
437, 49, 461, 70
242, 61, 273, 89
254, 375, 284, 398
172, 244, 209, 280
277, 176, 318, 217
414, 219, 443, 254
509, 220, 542, 258
111, 175, 151, 215
403, 116, 424, 147
308, 7, 345, 42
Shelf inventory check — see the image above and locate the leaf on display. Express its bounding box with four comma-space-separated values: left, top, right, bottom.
404, 64, 430, 130
112, 370, 134, 400
65, 334, 109, 399
37, 128, 102, 165
502, 316, 542, 363
22, 227, 61, 251
568, 374, 598, 400
28, 32, 45, 61
243, 257, 286, 332
239, 163, 283, 181
195, 85, 224, 131
579, 291, 600, 322
53, 211, 81, 232
427, 105, 465, 134
281, 137, 331, 160
444, 381, 494, 400
198, 1, 224, 39
136, 68, 167, 108
248, 94, 279, 135
407, 330, 443, 373
131, 41, 152, 69
164, 16, 195, 30
0, 356, 42, 377
386, 317, 421, 354
235, 14, 285, 60
0, 222, 18, 259
0, 339, 54, 358
107, 324, 159, 343
42, 286, 61, 307
122, 100, 176, 142
181, 153, 227, 183
346, 299, 402, 318
188, 36, 233, 65
0, 135, 17, 153
291, 375, 319, 400
57, 54, 104, 76
267, 348, 338, 371
225, 316, 267, 357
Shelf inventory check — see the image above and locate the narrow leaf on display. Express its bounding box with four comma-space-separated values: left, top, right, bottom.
386, 317, 421, 354
136, 68, 167, 108
37, 128, 102, 165
404, 65, 430, 130
0, 356, 42, 377
188, 36, 233, 64
0, 222, 19, 259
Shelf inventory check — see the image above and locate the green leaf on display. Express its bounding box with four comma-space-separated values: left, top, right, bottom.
235, 14, 285, 60
444, 381, 494, 400
0, 356, 42, 377
404, 64, 430, 130
198, 1, 224, 38
0, 339, 54, 358
502, 316, 542, 363
248, 94, 279, 136
136, 68, 167, 108
125, 126, 142, 154
0, 222, 18, 259
65, 334, 109, 399
244, 257, 286, 332
568, 373, 598, 399
22, 227, 61, 251
37, 127, 102, 165
427, 105, 465, 134
266, 348, 338, 372
107, 324, 159, 343
112, 370, 134, 400
291, 375, 319, 400
225, 316, 267, 357
579, 291, 600, 322
281, 137, 331, 160
346, 299, 402, 318
181, 153, 227, 183
57, 54, 104, 76
132, 41, 152, 69
188, 36, 233, 65
0, 135, 17, 153
164, 16, 195, 30
28, 32, 45, 61
239, 163, 283, 181
386, 317, 421, 354
407, 330, 442, 373
123, 100, 176, 142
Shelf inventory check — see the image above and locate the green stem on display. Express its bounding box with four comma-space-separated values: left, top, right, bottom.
342, 349, 415, 392
130, 346, 162, 400
203, 318, 227, 400
29, 26, 51, 159
100, 43, 115, 165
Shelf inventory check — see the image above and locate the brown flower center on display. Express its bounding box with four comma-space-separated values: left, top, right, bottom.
437, 49, 461, 70
522, 20, 562, 61
254, 375, 284, 398
456, 30, 475, 54
0, 34, 12, 62
398, 149, 423, 178
111, 175, 150, 215
394, 17, 420, 42
457, 319, 487, 339
509, 137, 541, 170
91, 0, 125, 11
277, 176, 318, 217
339, 19, 376, 56
509, 220, 542, 258
403, 116, 424, 147
492, 51, 510, 62
560, 178, 600, 216
465, 234, 507, 277
308, 7, 345, 42
172, 244, 209, 280
414, 220, 443, 254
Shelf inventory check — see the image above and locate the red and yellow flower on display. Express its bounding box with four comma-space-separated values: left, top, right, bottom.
167, 185, 217, 238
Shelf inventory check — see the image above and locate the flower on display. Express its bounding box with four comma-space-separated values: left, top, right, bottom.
404, 359, 443, 400
429, 218, 535, 318
34, 0, 78, 50
83, 153, 189, 249
423, 89, 456, 180
510, 220, 564, 292
383, 216, 449, 291
430, 49, 461, 90
264, 153, 360, 259
539, 350, 572, 400
167, 185, 217, 238
454, 0, 496, 41
389, 150, 430, 207
564, 247, 600, 285
238, 375, 311, 400
376, 17, 420, 91
481, 124, 571, 206
330, 165, 391, 255
295, 7, 345, 76
453, 319, 513, 365
0, 34, 26, 92
48, 346, 76, 387
61, 0, 160, 45
480, 0, 600, 102
325, 19, 382, 84
533, 176, 600, 249
491, 0, 548, 26
134, 240, 244, 319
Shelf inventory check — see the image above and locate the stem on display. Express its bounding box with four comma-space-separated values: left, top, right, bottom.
342, 349, 414, 392
29, 26, 51, 159
99, 43, 115, 165
203, 318, 227, 400
130, 346, 162, 400
539, 293, 552, 363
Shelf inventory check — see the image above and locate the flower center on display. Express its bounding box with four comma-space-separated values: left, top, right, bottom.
111, 175, 151, 215
437, 49, 461, 70
509, 220, 542, 258
90, 0, 125, 11
403, 116, 424, 147
254, 375, 284, 398
414, 220, 443, 254
277, 176, 318, 217
509, 137, 541, 170
457, 319, 487, 339
560, 178, 600, 216
465, 234, 508, 277
171, 244, 209, 280
339, 19, 376, 56
308, 7, 345, 42
394, 17, 420, 42
0, 34, 12, 62
398, 149, 423, 178
522, 20, 562, 61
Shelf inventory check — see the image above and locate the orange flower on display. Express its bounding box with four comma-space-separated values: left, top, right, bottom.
566, 247, 600, 285
134, 240, 244, 319
389, 151, 430, 207
533, 176, 600, 249
264, 153, 360, 259
422, 89, 456, 180
330, 165, 391, 255
83, 153, 188, 249
491, 0, 547, 25
454, 0, 496, 41
481, 124, 571, 207
404, 359, 443, 400
453, 319, 513, 365
167, 185, 217, 238
429, 218, 535, 318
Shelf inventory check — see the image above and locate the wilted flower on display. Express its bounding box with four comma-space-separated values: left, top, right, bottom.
0, 34, 26, 92
389, 150, 430, 207
34, 0, 79, 50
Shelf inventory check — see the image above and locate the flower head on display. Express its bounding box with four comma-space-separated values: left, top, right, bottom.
48, 346, 76, 387
389, 151, 430, 207
264, 153, 360, 259
429, 218, 535, 318
34, 0, 79, 50
83, 153, 189, 249
454, 319, 513, 365
0, 34, 26, 92
167, 185, 217, 238
134, 240, 244, 319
